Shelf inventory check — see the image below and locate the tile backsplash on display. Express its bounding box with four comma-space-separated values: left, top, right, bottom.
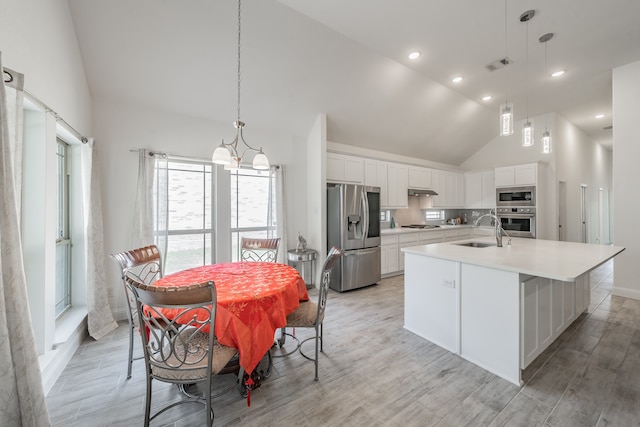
383, 197, 492, 228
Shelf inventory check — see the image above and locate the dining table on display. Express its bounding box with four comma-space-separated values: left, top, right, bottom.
152, 261, 308, 378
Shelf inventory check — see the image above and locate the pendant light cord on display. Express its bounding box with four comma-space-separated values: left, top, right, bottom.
525, 18, 529, 120
544, 41, 548, 130
504, 0, 508, 103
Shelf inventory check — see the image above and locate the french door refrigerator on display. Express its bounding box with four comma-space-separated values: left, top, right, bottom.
327, 183, 381, 292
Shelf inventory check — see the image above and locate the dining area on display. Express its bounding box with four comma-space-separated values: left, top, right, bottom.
108, 238, 342, 425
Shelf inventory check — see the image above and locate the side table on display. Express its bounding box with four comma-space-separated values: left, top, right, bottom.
287, 249, 318, 289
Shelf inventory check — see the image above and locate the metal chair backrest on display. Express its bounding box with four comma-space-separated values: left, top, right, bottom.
111, 245, 163, 327
240, 237, 281, 262
316, 246, 343, 324
124, 275, 217, 382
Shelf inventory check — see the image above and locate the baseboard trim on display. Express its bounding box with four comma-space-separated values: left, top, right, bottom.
612, 286, 640, 301
41, 314, 88, 395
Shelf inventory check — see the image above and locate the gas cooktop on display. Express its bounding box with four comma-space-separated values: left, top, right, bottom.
400, 224, 440, 229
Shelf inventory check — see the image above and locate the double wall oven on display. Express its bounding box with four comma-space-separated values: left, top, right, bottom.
496, 186, 536, 238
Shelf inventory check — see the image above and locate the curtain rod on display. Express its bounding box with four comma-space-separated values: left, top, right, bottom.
128, 149, 280, 169
23, 89, 88, 144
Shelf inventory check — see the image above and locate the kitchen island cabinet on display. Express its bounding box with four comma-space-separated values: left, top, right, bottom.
402, 237, 624, 385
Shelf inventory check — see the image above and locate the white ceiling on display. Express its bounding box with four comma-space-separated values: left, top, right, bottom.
67, 0, 640, 165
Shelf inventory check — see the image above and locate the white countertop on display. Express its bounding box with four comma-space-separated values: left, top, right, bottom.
402, 237, 625, 282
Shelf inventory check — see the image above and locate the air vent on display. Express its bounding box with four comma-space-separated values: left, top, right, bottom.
602, 125, 613, 130
486, 57, 512, 72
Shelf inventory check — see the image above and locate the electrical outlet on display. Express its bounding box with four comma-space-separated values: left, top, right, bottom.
442, 279, 455, 288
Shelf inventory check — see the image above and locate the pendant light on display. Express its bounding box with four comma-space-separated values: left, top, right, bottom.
212, 0, 270, 170
499, 0, 513, 136
540, 32, 553, 154
520, 10, 535, 147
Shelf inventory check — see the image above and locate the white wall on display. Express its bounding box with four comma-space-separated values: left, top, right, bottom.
555, 115, 612, 244
92, 96, 309, 318
306, 114, 327, 280
0, 0, 91, 135
612, 59, 640, 300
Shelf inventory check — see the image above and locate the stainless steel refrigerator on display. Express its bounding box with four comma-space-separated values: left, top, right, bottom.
327, 183, 381, 292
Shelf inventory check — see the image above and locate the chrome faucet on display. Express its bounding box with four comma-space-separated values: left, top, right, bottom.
474, 213, 510, 247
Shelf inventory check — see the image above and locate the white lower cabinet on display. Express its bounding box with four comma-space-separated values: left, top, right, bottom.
398, 233, 419, 272
381, 235, 398, 275
420, 230, 444, 245
443, 228, 472, 242
521, 276, 553, 367
521, 274, 587, 368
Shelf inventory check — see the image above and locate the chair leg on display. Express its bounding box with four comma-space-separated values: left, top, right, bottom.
314, 325, 320, 381
320, 322, 323, 353
144, 376, 152, 427
205, 374, 213, 427
127, 320, 135, 379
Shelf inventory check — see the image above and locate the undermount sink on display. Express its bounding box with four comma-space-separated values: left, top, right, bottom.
454, 241, 496, 248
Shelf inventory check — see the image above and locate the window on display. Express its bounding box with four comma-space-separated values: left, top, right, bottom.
230, 168, 277, 261
154, 159, 214, 274
425, 210, 444, 221
55, 139, 71, 317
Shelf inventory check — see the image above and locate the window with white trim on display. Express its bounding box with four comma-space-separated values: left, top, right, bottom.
230, 168, 277, 261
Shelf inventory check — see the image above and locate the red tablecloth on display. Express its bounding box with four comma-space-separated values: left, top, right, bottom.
153, 262, 308, 375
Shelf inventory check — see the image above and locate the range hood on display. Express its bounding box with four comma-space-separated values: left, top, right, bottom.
408, 188, 438, 197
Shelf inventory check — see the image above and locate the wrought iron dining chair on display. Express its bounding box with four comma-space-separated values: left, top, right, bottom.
282, 246, 343, 380
111, 245, 163, 379
124, 275, 238, 427
240, 237, 281, 262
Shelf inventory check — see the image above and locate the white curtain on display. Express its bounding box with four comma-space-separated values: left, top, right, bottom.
81, 140, 118, 340
0, 55, 51, 426
270, 165, 287, 263
131, 149, 155, 249
132, 150, 169, 266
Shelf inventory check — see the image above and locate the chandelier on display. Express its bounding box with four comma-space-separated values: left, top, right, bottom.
212, 0, 269, 170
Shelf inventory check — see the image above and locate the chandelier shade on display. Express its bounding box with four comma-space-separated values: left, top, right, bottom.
500, 103, 514, 136
542, 130, 552, 154
522, 120, 534, 147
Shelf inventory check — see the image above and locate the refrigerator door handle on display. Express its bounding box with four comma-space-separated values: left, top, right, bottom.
361, 188, 369, 245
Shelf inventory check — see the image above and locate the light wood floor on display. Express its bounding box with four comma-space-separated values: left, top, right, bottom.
46, 260, 640, 426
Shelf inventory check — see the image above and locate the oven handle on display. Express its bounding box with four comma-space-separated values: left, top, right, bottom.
498, 214, 535, 219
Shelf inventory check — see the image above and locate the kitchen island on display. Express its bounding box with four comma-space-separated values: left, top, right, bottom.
401, 237, 625, 385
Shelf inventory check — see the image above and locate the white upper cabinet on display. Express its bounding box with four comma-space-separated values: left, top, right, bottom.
432, 170, 464, 207
364, 159, 388, 207
465, 170, 495, 208
495, 163, 537, 187
386, 163, 409, 208
327, 153, 364, 184
408, 167, 432, 189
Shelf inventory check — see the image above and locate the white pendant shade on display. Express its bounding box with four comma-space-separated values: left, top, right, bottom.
224, 157, 241, 171
500, 103, 514, 136
212, 144, 232, 165
522, 120, 534, 147
542, 130, 552, 153
252, 151, 270, 170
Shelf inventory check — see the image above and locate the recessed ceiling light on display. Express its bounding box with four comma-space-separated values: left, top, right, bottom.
551, 70, 565, 77
408, 51, 421, 60
482, 95, 492, 102
595, 114, 605, 119
452, 76, 463, 83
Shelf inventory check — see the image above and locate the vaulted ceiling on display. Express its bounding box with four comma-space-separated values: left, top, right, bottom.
68, 0, 640, 165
